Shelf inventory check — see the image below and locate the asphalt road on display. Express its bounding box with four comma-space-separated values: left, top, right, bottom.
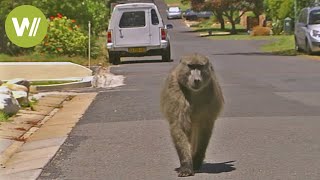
39, 0, 320, 179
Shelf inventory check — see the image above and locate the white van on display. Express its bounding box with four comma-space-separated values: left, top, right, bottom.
106, 3, 172, 64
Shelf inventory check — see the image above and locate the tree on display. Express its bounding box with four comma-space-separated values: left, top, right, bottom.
211, 0, 255, 34
191, 0, 256, 34
184, 0, 225, 30
264, 0, 293, 20
264, 0, 314, 22
297, 0, 314, 11
204, 2, 225, 30
251, 0, 264, 17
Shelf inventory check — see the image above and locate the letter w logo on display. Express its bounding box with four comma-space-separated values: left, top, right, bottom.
12, 17, 41, 37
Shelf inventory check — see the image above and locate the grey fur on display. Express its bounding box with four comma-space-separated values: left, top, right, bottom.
160, 54, 224, 177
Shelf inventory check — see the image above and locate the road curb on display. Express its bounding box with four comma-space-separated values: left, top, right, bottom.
0, 141, 24, 168
0, 93, 97, 179
0, 95, 69, 168
35, 80, 92, 91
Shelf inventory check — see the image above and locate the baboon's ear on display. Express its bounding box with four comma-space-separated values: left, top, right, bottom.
210, 63, 214, 71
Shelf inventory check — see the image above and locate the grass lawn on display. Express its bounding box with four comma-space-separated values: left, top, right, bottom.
164, 0, 190, 11
261, 35, 296, 55
0, 52, 107, 67
30, 80, 78, 86
0, 111, 10, 122
207, 34, 296, 56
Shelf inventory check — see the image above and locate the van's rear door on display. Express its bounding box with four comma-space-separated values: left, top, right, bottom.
149, 8, 161, 46
114, 9, 151, 47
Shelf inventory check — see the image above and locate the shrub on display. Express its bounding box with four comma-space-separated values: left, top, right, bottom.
271, 20, 283, 35
251, 26, 271, 36
33, 0, 109, 35
36, 14, 88, 57
90, 39, 102, 59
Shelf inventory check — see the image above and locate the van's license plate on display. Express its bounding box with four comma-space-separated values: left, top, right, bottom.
128, 47, 146, 53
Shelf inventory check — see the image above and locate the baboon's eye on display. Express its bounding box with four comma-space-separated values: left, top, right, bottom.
188, 64, 204, 70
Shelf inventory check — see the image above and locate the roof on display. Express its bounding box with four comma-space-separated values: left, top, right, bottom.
115, 3, 156, 9
309, 6, 320, 11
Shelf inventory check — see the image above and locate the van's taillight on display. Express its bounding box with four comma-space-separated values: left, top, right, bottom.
107, 31, 112, 43
161, 28, 166, 40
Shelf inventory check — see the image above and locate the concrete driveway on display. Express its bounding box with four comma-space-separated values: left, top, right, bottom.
38, 0, 320, 179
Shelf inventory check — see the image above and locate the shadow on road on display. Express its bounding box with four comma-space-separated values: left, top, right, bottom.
120, 59, 173, 64
197, 161, 236, 174
212, 52, 296, 57
179, 30, 197, 33
174, 160, 236, 174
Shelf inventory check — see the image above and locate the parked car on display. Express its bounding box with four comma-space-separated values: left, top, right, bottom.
166, 7, 182, 19
295, 6, 320, 54
183, 9, 213, 20
106, 3, 173, 64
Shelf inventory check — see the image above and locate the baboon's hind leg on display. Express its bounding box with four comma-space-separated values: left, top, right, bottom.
192, 125, 213, 170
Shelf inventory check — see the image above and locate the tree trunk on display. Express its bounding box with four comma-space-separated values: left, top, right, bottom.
217, 13, 225, 30
225, 13, 237, 34
230, 19, 237, 34
220, 20, 225, 30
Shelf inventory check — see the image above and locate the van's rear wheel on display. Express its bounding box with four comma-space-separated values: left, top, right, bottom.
108, 52, 121, 65
162, 43, 171, 62
305, 40, 313, 55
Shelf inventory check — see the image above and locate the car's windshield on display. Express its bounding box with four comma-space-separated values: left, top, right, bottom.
169, 7, 180, 12
309, 9, 320, 24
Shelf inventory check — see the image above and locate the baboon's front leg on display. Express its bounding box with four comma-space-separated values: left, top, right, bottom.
169, 124, 194, 177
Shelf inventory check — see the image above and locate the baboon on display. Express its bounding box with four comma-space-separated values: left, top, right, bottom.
160, 53, 224, 177
91, 64, 109, 88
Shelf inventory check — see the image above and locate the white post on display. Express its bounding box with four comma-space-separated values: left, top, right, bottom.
294, 0, 297, 19
88, 21, 91, 68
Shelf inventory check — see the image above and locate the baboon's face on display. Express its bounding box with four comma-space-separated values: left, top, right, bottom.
178, 55, 212, 91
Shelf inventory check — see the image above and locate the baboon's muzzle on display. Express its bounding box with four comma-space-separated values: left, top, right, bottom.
189, 69, 202, 90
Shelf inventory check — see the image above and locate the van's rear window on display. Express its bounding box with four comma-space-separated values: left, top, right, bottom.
119, 11, 146, 28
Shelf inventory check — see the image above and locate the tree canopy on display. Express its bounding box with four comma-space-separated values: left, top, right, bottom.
191, 0, 258, 34
264, 0, 315, 21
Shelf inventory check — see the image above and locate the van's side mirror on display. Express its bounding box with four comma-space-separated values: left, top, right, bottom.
165, 24, 173, 29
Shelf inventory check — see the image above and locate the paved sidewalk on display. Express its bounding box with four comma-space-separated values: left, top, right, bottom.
0, 93, 97, 180
0, 62, 92, 81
